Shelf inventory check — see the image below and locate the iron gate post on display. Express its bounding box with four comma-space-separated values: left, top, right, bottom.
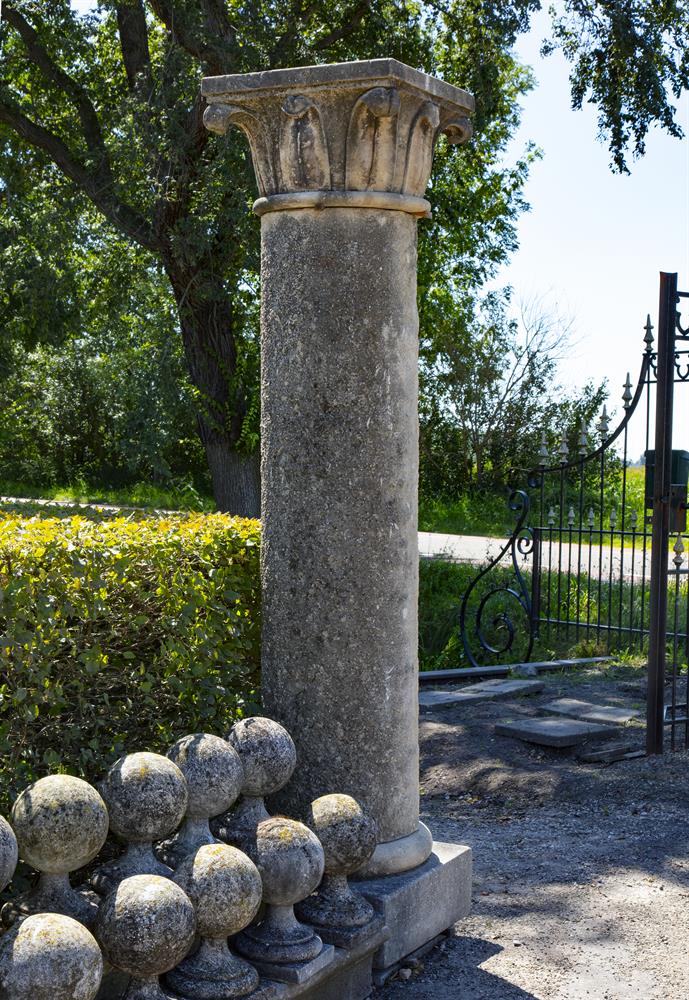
646, 272, 678, 754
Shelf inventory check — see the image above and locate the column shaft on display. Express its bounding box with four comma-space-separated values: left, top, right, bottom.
261, 206, 419, 846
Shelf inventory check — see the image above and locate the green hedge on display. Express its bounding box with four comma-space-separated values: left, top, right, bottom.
0, 512, 261, 814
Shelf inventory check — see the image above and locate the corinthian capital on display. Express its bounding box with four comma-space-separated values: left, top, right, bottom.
201, 58, 474, 216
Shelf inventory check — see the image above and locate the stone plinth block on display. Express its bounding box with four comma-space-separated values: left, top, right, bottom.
0, 912, 103, 1000
495, 717, 619, 748
202, 58, 474, 879
354, 841, 472, 971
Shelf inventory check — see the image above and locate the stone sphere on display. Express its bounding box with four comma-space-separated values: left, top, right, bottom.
254, 817, 324, 906
100, 752, 188, 842
307, 794, 377, 875
11, 775, 108, 874
0, 814, 18, 891
0, 912, 103, 1000
228, 717, 296, 797
95, 874, 196, 977
167, 733, 244, 818
174, 843, 262, 939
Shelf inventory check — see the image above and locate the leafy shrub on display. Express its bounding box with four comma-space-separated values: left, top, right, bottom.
0, 513, 260, 815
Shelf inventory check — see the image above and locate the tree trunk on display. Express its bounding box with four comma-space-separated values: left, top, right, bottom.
205, 441, 260, 516
166, 263, 260, 517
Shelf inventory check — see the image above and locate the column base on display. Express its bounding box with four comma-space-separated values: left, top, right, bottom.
356, 841, 472, 972
355, 822, 433, 878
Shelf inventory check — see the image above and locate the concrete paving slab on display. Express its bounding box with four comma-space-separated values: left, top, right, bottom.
419, 678, 544, 709
541, 698, 640, 725
495, 716, 619, 747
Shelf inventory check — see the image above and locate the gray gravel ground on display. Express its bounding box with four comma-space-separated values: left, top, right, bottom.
376, 664, 689, 999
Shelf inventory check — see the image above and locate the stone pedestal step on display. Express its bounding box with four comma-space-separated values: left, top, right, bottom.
495, 717, 619, 748
419, 679, 544, 709
541, 698, 640, 726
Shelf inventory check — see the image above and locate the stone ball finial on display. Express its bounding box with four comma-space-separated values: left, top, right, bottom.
95, 874, 196, 1000
296, 793, 377, 933
91, 752, 188, 894
166, 843, 263, 998
4, 775, 108, 928
214, 717, 296, 849
235, 817, 325, 968
0, 814, 18, 892
228, 717, 297, 797
158, 734, 244, 869
0, 912, 103, 1000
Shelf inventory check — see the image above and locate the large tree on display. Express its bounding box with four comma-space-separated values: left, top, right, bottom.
0, 0, 538, 514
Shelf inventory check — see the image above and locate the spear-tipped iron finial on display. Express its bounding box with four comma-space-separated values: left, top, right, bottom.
622, 373, 633, 409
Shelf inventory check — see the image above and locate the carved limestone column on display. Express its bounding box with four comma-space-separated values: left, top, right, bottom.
202, 60, 473, 876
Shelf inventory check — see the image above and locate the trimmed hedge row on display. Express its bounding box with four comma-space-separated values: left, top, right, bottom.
0, 513, 261, 814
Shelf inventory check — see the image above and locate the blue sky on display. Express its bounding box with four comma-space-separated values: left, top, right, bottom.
500, 10, 689, 459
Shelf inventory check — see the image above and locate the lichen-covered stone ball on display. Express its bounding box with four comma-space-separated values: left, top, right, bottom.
167, 734, 244, 819
100, 752, 188, 842
95, 874, 196, 978
173, 843, 262, 939
11, 775, 108, 873
253, 817, 324, 905
228, 717, 297, 797
0, 912, 103, 1000
0, 814, 18, 891
307, 794, 377, 874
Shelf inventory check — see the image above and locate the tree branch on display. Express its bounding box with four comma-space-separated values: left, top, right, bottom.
0, 98, 157, 252
148, 0, 232, 75
116, 0, 152, 92
1, 3, 111, 184
314, 0, 372, 49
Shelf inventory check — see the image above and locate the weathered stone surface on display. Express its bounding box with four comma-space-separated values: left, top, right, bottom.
0, 814, 18, 892
419, 679, 545, 709
495, 717, 619, 747
244, 944, 336, 985
12, 774, 108, 873
201, 59, 473, 202
167, 843, 262, 999
93, 752, 187, 892
95, 875, 196, 983
202, 58, 473, 883
297, 794, 376, 932
0, 912, 103, 1000
235, 818, 326, 969
355, 842, 472, 970
259, 205, 422, 855
161, 734, 243, 868
7, 774, 108, 927
541, 698, 640, 725
228, 718, 297, 797
216, 717, 297, 850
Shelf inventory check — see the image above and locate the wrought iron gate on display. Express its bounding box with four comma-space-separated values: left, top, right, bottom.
459, 272, 689, 754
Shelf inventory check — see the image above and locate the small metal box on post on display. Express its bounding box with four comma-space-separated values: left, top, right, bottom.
644, 449, 689, 532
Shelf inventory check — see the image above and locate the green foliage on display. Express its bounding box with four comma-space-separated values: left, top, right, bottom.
0, 512, 260, 815
544, 1, 689, 172
0, 1, 540, 507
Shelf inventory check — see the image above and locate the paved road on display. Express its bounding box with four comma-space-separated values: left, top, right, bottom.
419, 530, 677, 583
